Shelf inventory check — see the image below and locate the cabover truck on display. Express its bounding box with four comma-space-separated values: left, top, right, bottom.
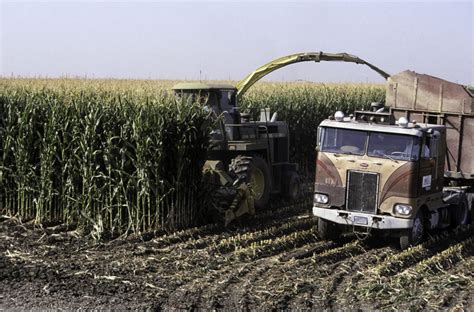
313, 70, 473, 249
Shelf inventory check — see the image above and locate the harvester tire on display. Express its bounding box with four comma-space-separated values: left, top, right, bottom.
230, 155, 271, 210
318, 218, 341, 241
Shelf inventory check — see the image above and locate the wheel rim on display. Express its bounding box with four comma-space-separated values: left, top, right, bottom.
250, 168, 265, 200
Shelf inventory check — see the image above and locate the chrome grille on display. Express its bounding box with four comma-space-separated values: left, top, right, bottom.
346, 171, 379, 214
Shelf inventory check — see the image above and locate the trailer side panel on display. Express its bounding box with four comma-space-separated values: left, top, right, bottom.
387, 70, 473, 180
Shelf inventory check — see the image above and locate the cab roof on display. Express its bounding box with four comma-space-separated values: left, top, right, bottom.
320, 119, 445, 137
172, 82, 236, 91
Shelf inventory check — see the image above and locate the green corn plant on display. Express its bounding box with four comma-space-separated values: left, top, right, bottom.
0, 80, 214, 237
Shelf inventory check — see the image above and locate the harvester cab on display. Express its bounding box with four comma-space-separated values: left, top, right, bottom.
173, 83, 238, 144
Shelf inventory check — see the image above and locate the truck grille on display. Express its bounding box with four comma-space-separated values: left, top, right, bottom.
346, 171, 379, 214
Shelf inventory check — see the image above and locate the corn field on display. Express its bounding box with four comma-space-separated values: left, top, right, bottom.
0, 78, 384, 236
0, 79, 213, 236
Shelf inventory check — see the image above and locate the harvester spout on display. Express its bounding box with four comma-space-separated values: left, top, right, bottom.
236, 51, 390, 98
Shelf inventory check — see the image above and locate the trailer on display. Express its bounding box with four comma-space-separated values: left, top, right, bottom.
387, 70, 474, 184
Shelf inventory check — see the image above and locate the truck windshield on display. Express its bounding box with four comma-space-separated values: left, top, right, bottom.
320, 127, 420, 161
320, 128, 366, 155
367, 132, 420, 161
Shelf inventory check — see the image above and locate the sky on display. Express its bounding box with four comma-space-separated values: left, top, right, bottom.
1, 1, 473, 84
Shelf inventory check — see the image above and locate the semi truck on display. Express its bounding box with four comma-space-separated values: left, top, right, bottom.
313, 70, 473, 249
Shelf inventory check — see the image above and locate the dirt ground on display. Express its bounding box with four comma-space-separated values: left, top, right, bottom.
1, 201, 473, 311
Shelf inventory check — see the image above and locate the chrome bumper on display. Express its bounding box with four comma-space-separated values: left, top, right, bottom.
313, 207, 413, 229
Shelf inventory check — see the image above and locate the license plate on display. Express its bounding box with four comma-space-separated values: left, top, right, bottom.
354, 216, 368, 225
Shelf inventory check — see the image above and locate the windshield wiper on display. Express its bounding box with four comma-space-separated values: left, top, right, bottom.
382, 153, 397, 162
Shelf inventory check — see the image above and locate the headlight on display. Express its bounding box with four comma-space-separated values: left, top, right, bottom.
394, 204, 412, 215
314, 193, 329, 204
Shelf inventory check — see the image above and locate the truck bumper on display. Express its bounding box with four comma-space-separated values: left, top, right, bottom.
313, 207, 413, 230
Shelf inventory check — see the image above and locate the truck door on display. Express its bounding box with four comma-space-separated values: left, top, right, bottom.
418, 130, 443, 195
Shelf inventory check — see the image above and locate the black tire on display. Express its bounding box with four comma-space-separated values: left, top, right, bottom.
452, 195, 469, 226
284, 171, 301, 202
399, 210, 425, 250
230, 155, 271, 210
466, 193, 473, 224
318, 217, 341, 241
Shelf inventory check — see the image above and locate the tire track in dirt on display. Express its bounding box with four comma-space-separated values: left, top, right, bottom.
159, 207, 320, 310
112, 203, 313, 295
178, 215, 317, 254
157, 202, 315, 309
285, 241, 371, 309
323, 245, 396, 310
147, 201, 312, 252
202, 239, 339, 310
121, 213, 318, 285
219, 239, 366, 310
110, 209, 314, 301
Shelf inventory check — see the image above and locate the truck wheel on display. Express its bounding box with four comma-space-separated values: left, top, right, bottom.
452, 195, 469, 226
230, 155, 271, 210
467, 193, 474, 224
399, 210, 425, 250
284, 171, 301, 202
318, 218, 341, 241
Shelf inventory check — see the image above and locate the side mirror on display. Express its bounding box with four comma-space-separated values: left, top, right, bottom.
425, 129, 440, 159
426, 129, 441, 140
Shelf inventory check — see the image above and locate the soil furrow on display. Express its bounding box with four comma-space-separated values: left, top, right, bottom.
1, 205, 473, 311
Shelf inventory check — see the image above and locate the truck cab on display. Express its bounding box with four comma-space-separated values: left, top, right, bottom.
313, 107, 469, 249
